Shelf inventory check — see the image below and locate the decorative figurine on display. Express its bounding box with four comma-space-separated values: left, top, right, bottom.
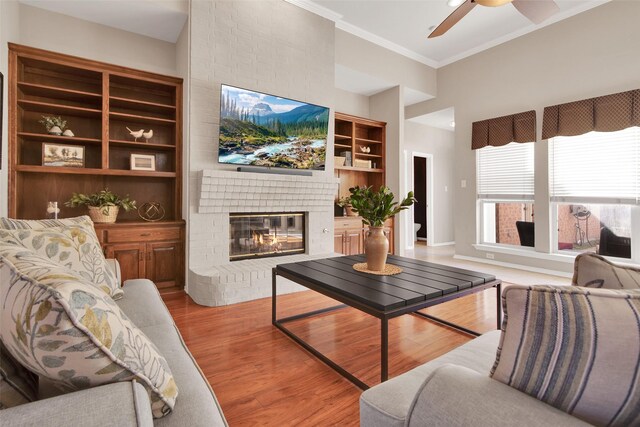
143, 129, 153, 143
126, 127, 144, 142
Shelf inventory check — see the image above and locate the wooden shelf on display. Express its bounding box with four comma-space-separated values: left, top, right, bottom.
18, 99, 102, 117
15, 165, 176, 178
18, 132, 101, 144
355, 137, 383, 144
335, 166, 384, 173
18, 82, 101, 103
110, 111, 176, 125
110, 96, 176, 114
334, 134, 352, 140
354, 153, 382, 158
10, 44, 185, 292
109, 139, 176, 151
334, 143, 351, 149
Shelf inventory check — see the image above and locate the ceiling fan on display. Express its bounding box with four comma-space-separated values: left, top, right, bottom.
428, 0, 560, 38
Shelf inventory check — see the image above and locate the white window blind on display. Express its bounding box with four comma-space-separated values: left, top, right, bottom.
550, 127, 640, 205
477, 142, 535, 200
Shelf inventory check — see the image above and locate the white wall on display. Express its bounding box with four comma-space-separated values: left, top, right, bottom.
406, 1, 640, 272
186, 0, 336, 270
334, 88, 369, 118
404, 121, 455, 245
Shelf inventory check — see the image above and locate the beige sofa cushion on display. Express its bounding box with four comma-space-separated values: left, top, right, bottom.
0, 223, 122, 300
491, 284, 640, 426
573, 252, 640, 290
0, 243, 178, 418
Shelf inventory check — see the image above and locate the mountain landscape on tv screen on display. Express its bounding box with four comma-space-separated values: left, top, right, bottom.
218, 85, 328, 169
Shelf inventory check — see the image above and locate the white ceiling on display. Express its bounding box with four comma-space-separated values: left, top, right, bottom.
307, 0, 608, 67
408, 107, 455, 132
19, 0, 188, 43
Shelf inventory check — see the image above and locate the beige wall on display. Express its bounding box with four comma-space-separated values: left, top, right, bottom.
334, 88, 369, 118
370, 86, 406, 253
404, 121, 455, 245
335, 29, 437, 98
407, 1, 640, 272
18, 4, 177, 76
0, 0, 20, 217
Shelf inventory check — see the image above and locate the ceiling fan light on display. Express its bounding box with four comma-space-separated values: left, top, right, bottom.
447, 0, 465, 7
475, 0, 513, 6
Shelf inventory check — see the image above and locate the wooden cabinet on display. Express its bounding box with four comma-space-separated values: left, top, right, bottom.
334, 217, 394, 255
334, 217, 364, 255
98, 222, 184, 292
334, 113, 396, 253
8, 44, 185, 292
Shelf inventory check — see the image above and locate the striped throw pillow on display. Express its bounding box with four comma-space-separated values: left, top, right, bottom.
491, 285, 640, 426
573, 252, 640, 290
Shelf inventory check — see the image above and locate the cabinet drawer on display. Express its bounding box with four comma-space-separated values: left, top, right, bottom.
105, 227, 181, 243
335, 218, 363, 230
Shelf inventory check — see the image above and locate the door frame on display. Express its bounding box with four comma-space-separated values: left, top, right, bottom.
406, 151, 434, 250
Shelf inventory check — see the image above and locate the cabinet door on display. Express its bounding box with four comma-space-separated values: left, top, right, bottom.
105, 243, 145, 283
334, 232, 345, 254
345, 230, 363, 255
146, 241, 183, 290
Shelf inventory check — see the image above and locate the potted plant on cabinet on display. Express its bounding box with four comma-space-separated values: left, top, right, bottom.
336, 196, 356, 217
348, 186, 415, 271
65, 189, 136, 223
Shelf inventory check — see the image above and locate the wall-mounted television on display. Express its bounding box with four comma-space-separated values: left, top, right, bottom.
218, 84, 329, 170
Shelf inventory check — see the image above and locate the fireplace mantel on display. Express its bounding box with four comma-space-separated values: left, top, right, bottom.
197, 169, 339, 214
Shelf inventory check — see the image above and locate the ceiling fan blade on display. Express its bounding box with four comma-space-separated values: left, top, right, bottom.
512, 0, 560, 24
428, 0, 477, 38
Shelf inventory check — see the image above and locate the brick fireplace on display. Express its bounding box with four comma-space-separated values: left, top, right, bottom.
188, 169, 339, 306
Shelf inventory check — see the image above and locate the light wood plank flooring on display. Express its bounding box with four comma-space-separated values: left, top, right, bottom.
163, 246, 570, 426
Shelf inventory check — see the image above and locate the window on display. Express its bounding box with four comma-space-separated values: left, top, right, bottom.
550, 128, 640, 260
477, 142, 535, 247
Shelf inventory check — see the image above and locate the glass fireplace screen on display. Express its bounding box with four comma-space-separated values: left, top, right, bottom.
229, 212, 305, 261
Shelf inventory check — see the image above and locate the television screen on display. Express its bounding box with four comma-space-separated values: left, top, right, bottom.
218, 84, 329, 170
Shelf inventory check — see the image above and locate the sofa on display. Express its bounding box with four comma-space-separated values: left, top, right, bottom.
361, 253, 640, 427
0, 217, 227, 426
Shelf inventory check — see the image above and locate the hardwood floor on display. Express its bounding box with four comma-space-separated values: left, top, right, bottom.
163, 284, 503, 426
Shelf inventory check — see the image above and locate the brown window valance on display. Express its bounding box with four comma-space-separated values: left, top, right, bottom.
542, 89, 640, 139
472, 110, 536, 150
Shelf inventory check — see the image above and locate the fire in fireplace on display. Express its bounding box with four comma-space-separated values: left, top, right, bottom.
229, 212, 305, 261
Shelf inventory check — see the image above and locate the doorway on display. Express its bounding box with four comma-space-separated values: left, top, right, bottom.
408, 152, 433, 248
413, 157, 427, 242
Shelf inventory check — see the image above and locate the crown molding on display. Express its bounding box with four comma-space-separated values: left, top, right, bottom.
284, 0, 438, 69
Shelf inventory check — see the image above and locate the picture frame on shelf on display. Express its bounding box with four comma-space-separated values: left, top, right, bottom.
130, 153, 156, 171
42, 143, 85, 168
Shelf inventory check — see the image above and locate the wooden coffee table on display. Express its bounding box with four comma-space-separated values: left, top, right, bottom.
272, 254, 501, 389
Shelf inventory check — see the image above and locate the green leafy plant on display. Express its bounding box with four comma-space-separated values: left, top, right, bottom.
348, 186, 416, 227
65, 189, 136, 215
335, 196, 351, 208
38, 115, 67, 132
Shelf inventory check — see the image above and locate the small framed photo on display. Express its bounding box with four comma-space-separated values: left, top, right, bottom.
42, 143, 85, 168
130, 153, 156, 171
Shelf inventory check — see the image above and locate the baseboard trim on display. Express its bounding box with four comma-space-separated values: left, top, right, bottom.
430, 241, 455, 247
453, 254, 572, 278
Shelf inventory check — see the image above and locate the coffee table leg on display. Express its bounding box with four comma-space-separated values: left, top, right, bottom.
272, 268, 277, 325
496, 282, 502, 330
381, 318, 388, 382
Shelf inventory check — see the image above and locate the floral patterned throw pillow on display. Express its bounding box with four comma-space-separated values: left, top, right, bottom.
0, 244, 178, 418
0, 218, 123, 300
